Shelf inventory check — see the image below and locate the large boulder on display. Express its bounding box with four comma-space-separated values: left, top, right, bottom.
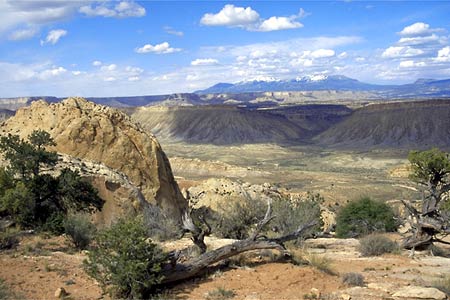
0, 97, 186, 220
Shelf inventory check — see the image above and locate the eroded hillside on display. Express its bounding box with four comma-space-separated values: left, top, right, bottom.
130, 104, 351, 145
316, 99, 450, 149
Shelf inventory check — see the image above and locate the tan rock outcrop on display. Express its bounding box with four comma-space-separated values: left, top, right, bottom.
0, 97, 186, 220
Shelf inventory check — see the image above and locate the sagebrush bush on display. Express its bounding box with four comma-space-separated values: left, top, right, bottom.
64, 214, 96, 250
335, 197, 397, 238
205, 287, 236, 300
214, 195, 266, 239
358, 234, 398, 256
214, 193, 323, 241
0, 229, 19, 250
0, 278, 16, 300
143, 205, 182, 241
304, 253, 336, 275
342, 272, 365, 286
270, 193, 323, 242
83, 217, 168, 299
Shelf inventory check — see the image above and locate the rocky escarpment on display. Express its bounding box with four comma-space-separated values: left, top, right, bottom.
315, 99, 450, 149
130, 105, 308, 144
0, 97, 186, 220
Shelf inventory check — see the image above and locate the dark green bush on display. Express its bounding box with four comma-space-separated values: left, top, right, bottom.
335, 197, 397, 238
0, 182, 35, 227
83, 217, 168, 299
358, 234, 398, 256
64, 214, 96, 250
0, 229, 19, 250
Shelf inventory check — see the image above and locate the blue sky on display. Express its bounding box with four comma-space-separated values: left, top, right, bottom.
1, 1, 450, 97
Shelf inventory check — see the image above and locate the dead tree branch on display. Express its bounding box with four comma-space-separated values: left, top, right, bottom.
161, 199, 319, 285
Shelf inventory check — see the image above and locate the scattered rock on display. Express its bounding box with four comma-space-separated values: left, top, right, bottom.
392, 286, 447, 299
54, 287, 67, 298
310, 287, 321, 298
341, 294, 351, 300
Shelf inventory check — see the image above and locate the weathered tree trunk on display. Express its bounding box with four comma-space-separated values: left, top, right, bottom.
162, 239, 284, 284
161, 200, 317, 285
401, 198, 450, 250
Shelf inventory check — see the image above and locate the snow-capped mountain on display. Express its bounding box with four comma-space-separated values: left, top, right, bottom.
196, 75, 384, 94
195, 75, 450, 98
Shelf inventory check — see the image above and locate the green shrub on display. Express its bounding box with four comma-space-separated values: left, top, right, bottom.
40, 212, 65, 235
0, 278, 18, 300
358, 234, 398, 256
0, 182, 35, 228
64, 214, 96, 250
205, 287, 236, 300
342, 272, 365, 286
83, 217, 168, 299
0, 229, 19, 250
335, 197, 397, 238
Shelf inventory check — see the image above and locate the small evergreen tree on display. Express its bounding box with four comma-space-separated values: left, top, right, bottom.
0, 130, 104, 231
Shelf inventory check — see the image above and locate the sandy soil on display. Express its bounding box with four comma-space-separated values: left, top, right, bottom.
1, 234, 449, 300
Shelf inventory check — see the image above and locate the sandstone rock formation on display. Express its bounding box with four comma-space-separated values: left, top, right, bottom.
0, 97, 186, 220
44, 154, 147, 226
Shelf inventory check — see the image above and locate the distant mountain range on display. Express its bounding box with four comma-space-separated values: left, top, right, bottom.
196, 75, 450, 98
2, 75, 450, 110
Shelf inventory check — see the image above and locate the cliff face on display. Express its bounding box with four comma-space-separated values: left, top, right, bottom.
130, 105, 308, 144
0, 97, 186, 219
315, 100, 450, 149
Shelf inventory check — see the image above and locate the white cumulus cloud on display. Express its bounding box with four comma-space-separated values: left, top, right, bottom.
40, 29, 67, 45
92, 60, 102, 67
310, 49, 335, 58
38, 66, 67, 79
201, 5, 305, 32
200, 4, 259, 27
435, 46, 450, 62
135, 42, 181, 54
79, 1, 145, 18
101, 64, 117, 71
399, 60, 427, 68
399, 22, 442, 37
191, 58, 219, 66
257, 16, 303, 32
382, 46, 424, 58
